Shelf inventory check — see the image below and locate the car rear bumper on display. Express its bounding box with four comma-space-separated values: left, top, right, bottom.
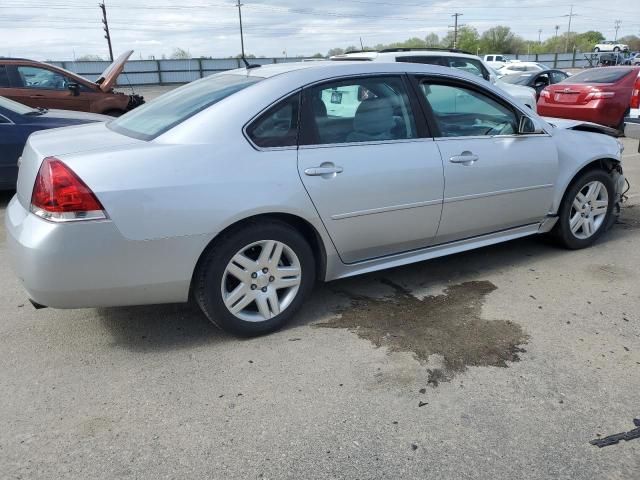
537, 102, 621, 128
5, 196, 201, 309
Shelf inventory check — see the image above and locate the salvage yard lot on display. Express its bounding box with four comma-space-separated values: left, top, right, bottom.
1, 139, 639, 479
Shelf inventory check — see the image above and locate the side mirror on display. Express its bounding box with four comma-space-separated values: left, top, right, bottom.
67, 82, 80, 96
518, 116, 542, 134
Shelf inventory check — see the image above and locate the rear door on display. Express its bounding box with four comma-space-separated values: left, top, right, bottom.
7, 65, 89, 111
412, 76, 557, 243
297, 75, 445, 263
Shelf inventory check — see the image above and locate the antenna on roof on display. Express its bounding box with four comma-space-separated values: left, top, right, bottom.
236, 0, 260, 69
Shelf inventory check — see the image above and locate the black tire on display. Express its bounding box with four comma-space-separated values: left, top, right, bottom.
613, 47, 620, 52
194, 220, 315, 336
594, 47, 600, 53
553, 169, 615, 249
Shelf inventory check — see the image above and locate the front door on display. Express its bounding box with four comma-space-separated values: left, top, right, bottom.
297, 75, 444, 263
413, 78, 557, 244
7, 65, 89, 111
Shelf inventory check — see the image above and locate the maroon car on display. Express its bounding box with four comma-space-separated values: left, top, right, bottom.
0, 50, 143, 116
537, 66, 640, 130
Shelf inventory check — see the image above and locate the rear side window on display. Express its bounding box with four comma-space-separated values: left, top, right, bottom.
301, 76, 417, 145
246, 93, 300, 148
447, 58, 487, 79
567, 68, 632, 84
396, 56, 448, 67
109, 73, 263, 140
0, 66, 9, 88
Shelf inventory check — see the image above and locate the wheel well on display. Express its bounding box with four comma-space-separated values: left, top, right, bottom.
558, 158, 621, 211
190, 213, 328, 298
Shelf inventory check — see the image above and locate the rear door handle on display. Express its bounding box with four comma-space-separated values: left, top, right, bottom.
304, 165, 343, 176
449, 152, 479, 165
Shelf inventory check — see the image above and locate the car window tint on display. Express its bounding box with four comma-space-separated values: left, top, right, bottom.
17, 66, 68, 90
396, 56, 448, 67
109, 73, 263, 140
567, 68, 632, 83
420, 82, 517, 137
447, 58, 485, 78
0, 66, 9, 88
302, 76, 417, 145
246, 93, 300, 148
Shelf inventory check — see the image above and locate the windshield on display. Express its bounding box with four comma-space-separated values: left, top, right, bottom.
109, 73, 263, 140
500, 74, 532, 85
564, 68, 633, 84
0, 95, 38, 115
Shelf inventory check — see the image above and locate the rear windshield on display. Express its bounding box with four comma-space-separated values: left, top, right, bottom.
564, 68, 633, 84
109, 73, 263, 140
500, 73, 532, 85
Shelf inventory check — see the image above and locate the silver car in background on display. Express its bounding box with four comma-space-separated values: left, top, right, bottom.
6, 61, 625, 336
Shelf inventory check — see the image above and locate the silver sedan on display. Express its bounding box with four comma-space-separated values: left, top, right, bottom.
6, 61, 626, 336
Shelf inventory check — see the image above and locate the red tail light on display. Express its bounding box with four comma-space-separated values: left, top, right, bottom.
631, 74, 640, 109
584, 89, 615, 101
540, 89, 550, 99
30, 157, 106, 222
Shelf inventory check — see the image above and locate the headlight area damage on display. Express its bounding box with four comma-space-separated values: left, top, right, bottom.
127, 94, 145, 111
545, 117, 623, 137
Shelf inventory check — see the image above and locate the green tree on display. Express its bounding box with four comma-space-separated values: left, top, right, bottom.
441, 26, 479, 52
76, 54, 103, 61
425, 33, 439, 47
479, 26, 523, 54
327, 47, 344, 57
618, 35, 640, 51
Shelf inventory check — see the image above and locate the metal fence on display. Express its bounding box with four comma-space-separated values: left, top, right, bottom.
49, 52, 594, 87
49, 57, 309, 86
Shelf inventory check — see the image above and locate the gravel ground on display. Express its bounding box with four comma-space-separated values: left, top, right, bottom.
1, 139, 639, 479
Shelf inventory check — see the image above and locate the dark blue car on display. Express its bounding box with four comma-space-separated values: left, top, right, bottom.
0, 96, 108, 190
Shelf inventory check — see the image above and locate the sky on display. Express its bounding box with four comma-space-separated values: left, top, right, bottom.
0, 0, 638, 61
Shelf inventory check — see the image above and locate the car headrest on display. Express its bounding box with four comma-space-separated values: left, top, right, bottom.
353, 97, 394, 135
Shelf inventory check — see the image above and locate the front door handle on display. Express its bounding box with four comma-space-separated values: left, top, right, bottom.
304, 164, 344, 177
449, 152, 479, 165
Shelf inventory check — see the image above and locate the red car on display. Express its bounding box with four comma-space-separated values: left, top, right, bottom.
537, 66, 640, 130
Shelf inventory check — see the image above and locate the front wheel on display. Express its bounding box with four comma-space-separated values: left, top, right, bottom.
194, 220, 315, 336
613, 47, 620, 52
593, 47, 600, 53
553, 170, 615, 249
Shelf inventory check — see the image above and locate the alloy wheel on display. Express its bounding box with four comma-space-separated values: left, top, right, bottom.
569, 180, 609, 240
221, 240, 302, 322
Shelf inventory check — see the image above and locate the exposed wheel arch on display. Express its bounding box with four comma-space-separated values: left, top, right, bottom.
556, 158, 621, 215
190, 213, 328, 298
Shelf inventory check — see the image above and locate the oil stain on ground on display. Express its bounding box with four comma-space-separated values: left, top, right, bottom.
318, 280, 528, 385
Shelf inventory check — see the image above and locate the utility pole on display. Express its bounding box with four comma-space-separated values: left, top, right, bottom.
449, 13, 464, 49
99, 2, 113, 62
236, 0, 246, 59
359, 37, 364, 50
564, 5, 576, 54
554, 25, 559, 39
538, 29, 542, 43
614, 20, 621, 41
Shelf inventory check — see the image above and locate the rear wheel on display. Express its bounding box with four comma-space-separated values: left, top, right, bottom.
613, 47, 620, 52
194, 221, 315, 336
594, 47, 600, 53
553, 170, 614, 249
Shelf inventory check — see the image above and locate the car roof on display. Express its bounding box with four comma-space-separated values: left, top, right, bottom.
331, 50, 480, 61
230, 60, 486, 81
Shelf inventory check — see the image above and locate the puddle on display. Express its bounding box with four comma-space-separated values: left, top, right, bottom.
318, 279, 528, 385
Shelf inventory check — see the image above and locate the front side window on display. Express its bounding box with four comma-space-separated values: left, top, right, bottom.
420, 82, 517, 137
551, 71, 568, 84
17, 66, 68, 90
302, 76, 417, 145
109, 73, 263, 140
396, 56, 448, 67
246, 93, 300, 148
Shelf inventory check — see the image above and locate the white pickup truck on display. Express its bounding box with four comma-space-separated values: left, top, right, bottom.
484, 54, 508, 69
